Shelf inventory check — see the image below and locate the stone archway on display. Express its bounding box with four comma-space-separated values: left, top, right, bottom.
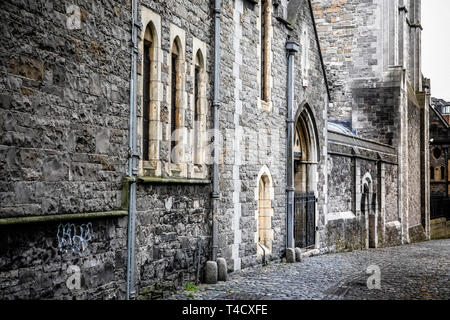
293, 104, 319, 249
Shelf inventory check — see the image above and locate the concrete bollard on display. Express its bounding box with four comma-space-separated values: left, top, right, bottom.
217, 258, 228, 281
205, 261, 218, 284
295, 248, 302, 262
286, 248, 295, 263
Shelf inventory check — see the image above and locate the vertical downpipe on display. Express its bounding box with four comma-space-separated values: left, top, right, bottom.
126, 0, 139, 300
211, 0, 221, 262
285, 41, 299, 249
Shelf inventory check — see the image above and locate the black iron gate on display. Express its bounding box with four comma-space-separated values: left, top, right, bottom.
294, 193, 316, 249
431, 196, 450, 220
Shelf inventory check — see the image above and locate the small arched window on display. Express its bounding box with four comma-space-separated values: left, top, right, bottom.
170, 38, 183, 163
433, 147, 442, 160
441, 167, 445, 181
143, 24, 155, 161
193, 50, 205, 165
430, 166, 435, 180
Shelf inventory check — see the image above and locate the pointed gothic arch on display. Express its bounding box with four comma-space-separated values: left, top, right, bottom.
293, 102, 319, 249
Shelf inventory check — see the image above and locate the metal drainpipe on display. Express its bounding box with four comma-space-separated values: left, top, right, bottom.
126, 0, 139, 300
285, 41, 299, 250
211, 0, 221, 262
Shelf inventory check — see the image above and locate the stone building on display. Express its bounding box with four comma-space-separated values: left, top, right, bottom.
0, 0, 430, 299
312, 0, 431, 244
429, 98, 449, 239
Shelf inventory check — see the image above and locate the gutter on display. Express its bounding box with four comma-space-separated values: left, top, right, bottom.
285, 41, 299, 249
126, 0, 140, 300
211, 0, 221, 262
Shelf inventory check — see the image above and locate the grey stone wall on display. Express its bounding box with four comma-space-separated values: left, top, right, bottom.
216, 0, 329, 271
312, 0, 380, 127
135, 183, 211, 299
0, 0, 131, 299
407, 99, 422, 228
217, 0, 290, 270
385, 164, 399, 223
326, 134, 402, 250
0, 0, 131, 218
0, 217, 128, 299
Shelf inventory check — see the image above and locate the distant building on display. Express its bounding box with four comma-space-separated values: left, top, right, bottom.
429, 98, 450, 234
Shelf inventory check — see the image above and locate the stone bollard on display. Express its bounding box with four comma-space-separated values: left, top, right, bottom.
286, 248, 295, 263
217, 258, 228, 281
205, 261, 218, 284
295, 248, 302, 262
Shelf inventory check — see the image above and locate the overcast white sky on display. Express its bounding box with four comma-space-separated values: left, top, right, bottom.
422, 0, 450, 101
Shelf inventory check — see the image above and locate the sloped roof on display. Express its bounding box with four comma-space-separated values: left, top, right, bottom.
327, 122, 358, 137
430, 97, 450, 128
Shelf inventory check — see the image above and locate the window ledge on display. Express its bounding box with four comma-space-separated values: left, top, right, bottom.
136, 176, 211, 185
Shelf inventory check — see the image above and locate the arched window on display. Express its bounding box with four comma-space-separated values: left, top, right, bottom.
430, 166, 434, 180
433, 147, 442, 160
301, 24, 309, 83
441, 167, 445, 181
257, 170, 274, 255
170, 38, 183, 163
193, 50, 205, 165
143, 26, 153, 161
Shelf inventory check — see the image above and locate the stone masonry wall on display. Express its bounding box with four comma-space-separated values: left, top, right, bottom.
216, 0, 329, 271
217, 0, 290, 270
0, 217, 128, 299
0, 0, 131, 218
132, 0, 214, 298
312, 0, 380, 128
326, 138, 401, 251
135, 183, 211, 299
0, 0, 131, 299
407, 98, 424, 234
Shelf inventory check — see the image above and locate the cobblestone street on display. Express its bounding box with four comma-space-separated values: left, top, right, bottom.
167, 240, 449, 300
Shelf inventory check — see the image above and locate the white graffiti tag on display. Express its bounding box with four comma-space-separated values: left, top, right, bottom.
57, 223, 94, 253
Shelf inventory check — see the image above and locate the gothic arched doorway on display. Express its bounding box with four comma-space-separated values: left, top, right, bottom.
293, 105, 319, 249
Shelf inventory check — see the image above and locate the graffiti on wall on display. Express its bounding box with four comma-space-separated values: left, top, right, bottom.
57, 223, 94, 253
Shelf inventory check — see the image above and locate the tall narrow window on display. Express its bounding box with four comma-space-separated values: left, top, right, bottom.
261, 0, 266, 100
430, 166, 434, 180
194, 65, 200, 164
193, 50, 204, 165
143, 38, 151, 161
171, 43, 179, 158
441, 167, 445, 181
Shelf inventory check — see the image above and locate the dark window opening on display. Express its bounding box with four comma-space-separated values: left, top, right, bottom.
261, 0, 266, 101
171, 51, 178, 154
430, 167, 435, 180
441, 167, 445, 180
143, 39, 152, 161
433, 147, 442, 160
194, 66, 200, 164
